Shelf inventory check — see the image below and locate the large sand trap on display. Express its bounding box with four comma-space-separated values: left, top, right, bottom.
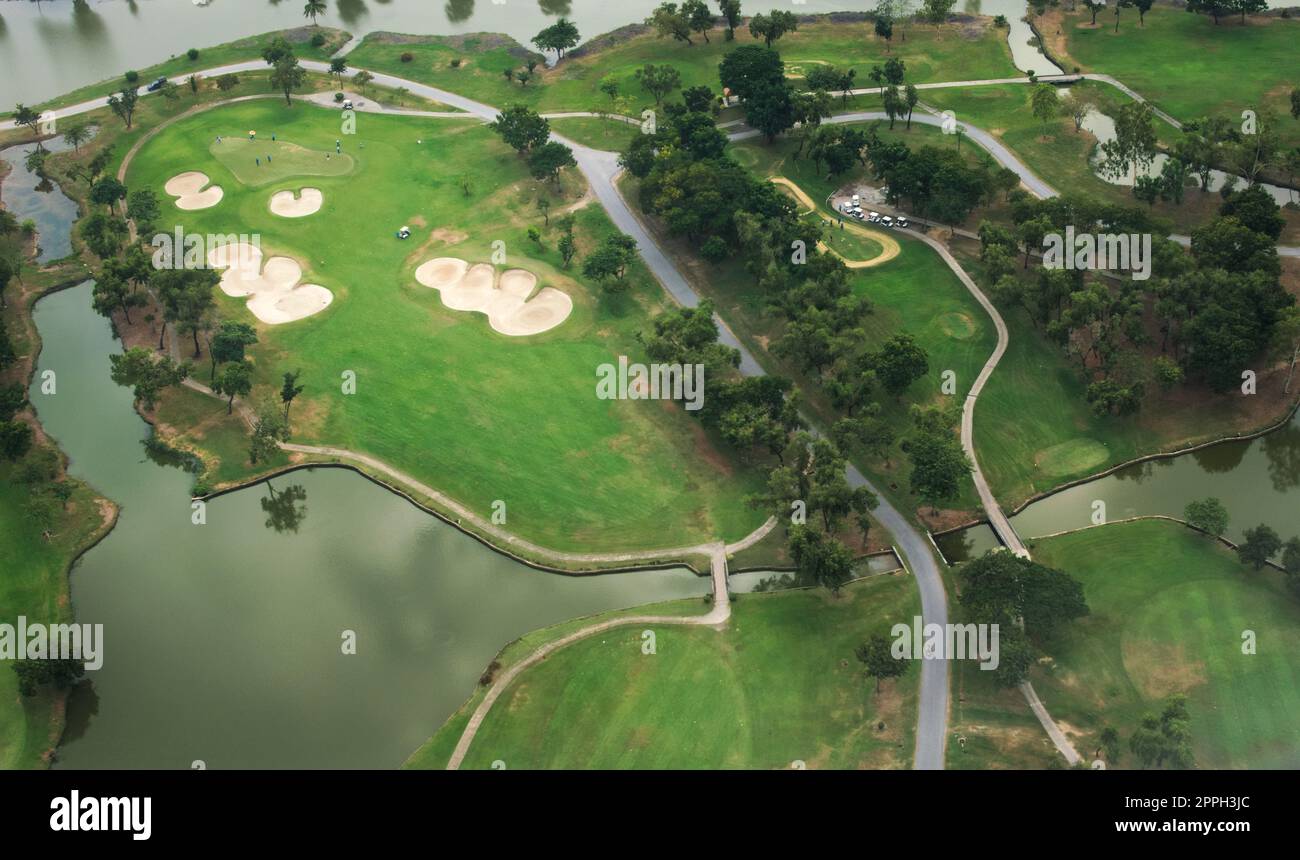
269, 187, 324, 218
164, 171, 224, 210
206, 242, 333, 325
415, 257, 572, 336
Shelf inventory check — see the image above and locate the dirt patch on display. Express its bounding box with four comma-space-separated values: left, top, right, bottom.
429, 227, 468, 245
1124, 640, 1208, 700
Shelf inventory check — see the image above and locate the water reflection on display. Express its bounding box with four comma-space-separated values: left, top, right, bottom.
539, 0, 574, 16
446, 0, 475, 25
261, 481, 309, 534
0, 136, 81, 262
1263, 422, 1300, 492
337, 0, 370, 27
61, 681, 100, 746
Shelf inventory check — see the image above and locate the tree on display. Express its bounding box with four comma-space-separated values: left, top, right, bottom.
873, 334, 929, 396
744, 80, 796, 143
0, 421, 33, 463
11, 659, 85, 698
1220, 185, 1285, 242
748, 10, 798, 47
281, 370, 305, 422
635, 64, 682, 106
270, 54, 307, 106
718, 45, 784, 101
856, 633, 908, 692
107, 86, 139, 129
490, 104, 551, 155
209, 321, 258, 383
921, 0, 957, 25
1237, 523, 1282, 570
532, 17, 581, 59
329, 57, 348, 86
716, 0, 743, 41
91, 269, 145, 325
528, 141, 577, 187
214, 360, 253, 414
126, 188, 161, 233
582, 233, 638, 292
90, 178, 127, 214
1282, 536, 1300, 578
683, 0, 715, 43
1031, 83, 1058, 130
1135, 0, 1153, 25
63, 124, 91, 154
647, 2, 695, 45
599, 75, 620, 107
1186, 0, 1232, 26
1183, 497, 1229, 538
108, 347, 189, 411
79, 212, 129, 260
11, 104, 41, 141
250, 407, 289, 464
154, 267, 219, 357
788, 525, 855, 594
557, 215, 578, 268
1129, 695, 1195, 769
353, 70, 374, 92
303, 0, 327, 26
1099, 101, 1157, 182
908, 412, 970, 513
1060, 91, 1093, 132
903, 83, 919, 129
960, 550, 1089, 637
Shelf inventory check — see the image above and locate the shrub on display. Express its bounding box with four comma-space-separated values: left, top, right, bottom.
700, 236, 729, 263
334, 91, 345, 102
124, 70, 139, 83
216, 73, 240, 91
450, 58, 462, 68
310, 33, 327, 48
186, 48, 199, 61
400, 52, 414, 63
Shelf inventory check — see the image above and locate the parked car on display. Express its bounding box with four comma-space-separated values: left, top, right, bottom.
146, 76, 168, 92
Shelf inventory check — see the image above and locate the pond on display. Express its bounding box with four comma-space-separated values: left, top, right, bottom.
0, 134, 84, 263
32, 282, 715, 768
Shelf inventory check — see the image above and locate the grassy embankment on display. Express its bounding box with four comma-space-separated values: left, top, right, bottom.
405, 572, 921, 769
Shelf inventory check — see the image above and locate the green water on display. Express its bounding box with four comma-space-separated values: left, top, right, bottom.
32, 282, 713, 769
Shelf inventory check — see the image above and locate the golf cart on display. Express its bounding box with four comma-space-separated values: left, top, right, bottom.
895, 216, 910, 229
396, 226, 411, 240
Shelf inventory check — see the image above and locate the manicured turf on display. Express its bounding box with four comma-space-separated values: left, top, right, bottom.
548, 116, 641, 152
346, 19, 1017, 116
412, 574, 921, 769
209, 138, 356, 187
1055, 5, 1300, 147
1029, 519, 1300, 768
806, 213, 886, 263
126, 98, 767, 552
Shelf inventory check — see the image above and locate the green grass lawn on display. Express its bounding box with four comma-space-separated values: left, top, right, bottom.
124, 98, 766, 553
806, 212, 886, 263
1054, 4, 1300, 148
409, 573, 921, 769
210, 138, 356, 187
346, 18, 1017, 116
1029, 519, 1300, 769
548, 116, 640, 152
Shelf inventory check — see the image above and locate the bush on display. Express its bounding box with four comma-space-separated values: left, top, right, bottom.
186, 48, 199, 61
310, 33, 327, 48
700, 236, 729, 263
450, 58, 462, 68
216, 73, 240, 91
124, 70, 139, 83
20, 220, 36, 236
334, 91, 345, 102
400, 52, 414, 63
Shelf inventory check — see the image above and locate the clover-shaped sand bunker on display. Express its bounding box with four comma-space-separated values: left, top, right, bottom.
164, 171, 224, 210
207, 242, 333, 325
269, 187, 324, 218
415, 258, 573, 336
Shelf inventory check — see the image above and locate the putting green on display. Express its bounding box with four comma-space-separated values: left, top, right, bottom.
937, 312, 977, 341
210, 137, 355, 187
126, 99, 766, 553
1034, 438, 1109, 479
1032, 520, 1300, 768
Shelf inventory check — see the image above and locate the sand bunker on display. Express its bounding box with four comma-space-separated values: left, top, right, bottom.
206, 242, 333, 325
164, 171, 224, 210
415, 257, 572, 336
269, 187, 324, 218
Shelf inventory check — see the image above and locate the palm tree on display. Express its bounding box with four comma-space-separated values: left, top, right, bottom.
303, 0, 326, 26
